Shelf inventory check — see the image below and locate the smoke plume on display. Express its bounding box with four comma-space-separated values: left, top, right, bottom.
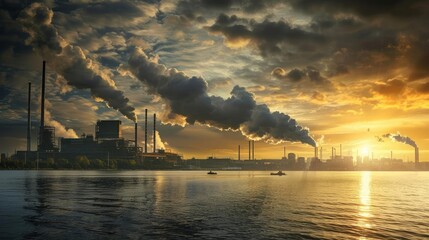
18, 3, 136, 122
44, 99, 78, 138
382, 132, 417, 147
125, 48, 317, 146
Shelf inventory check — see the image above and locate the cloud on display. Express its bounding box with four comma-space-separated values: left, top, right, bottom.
123, 48, 317, 146
288, 0, 428, 19
373, 79, 407, 97
18, 3, 136, 121
271, 66, 330, 85
208, 14, 326, 57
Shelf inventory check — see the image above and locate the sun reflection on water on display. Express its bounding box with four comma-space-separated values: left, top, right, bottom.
358, 171, 372, 233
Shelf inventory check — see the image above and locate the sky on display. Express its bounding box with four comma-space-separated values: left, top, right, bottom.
1, 0, 429, 161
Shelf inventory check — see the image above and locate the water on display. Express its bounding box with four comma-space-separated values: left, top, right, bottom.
1, 171, 428, 239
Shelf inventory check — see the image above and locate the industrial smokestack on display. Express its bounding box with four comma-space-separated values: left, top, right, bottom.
238, 145, 240, 161
415, 147, 419, 165
283, 146, 286, 158
153, 113, 156, 153
314, 147, 318, 159
40, 61, 45, 128
135, 122, 138, 157
27, 82, 31, 152
248, 140, 251, 160
38, 61, 46, 151
252, 140, 255, 160
331, 147, 334, 160
320, 147, 323, 160
144, 109, 147, 153
391, 150, 393, 161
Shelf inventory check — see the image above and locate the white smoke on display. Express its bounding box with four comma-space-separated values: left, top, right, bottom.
147, 130, 168, 151
44, 100, 78, 138
383, 132, 417, 148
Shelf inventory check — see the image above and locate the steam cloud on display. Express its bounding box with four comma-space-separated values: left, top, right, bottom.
18, 3, 136, 122
382, 132, 417, 148
125, 48, 317, 146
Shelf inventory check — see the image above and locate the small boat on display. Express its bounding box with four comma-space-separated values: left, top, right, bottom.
207, 171, 217, 175
270, 171, 286, 176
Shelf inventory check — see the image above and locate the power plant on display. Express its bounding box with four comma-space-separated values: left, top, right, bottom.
7, 61, 426, 170
14, 61, 181, 165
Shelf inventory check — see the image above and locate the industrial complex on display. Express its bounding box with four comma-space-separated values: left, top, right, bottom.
12, 61, 182, 167
2, 61, 427, 171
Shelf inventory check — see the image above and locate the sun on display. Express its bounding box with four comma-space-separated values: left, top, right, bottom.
361, 146, 370, 157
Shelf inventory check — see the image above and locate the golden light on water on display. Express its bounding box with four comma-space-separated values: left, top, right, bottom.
358, 171, 373, 231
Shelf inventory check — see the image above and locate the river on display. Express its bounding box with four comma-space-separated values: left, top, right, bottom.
1, 171, 428, 239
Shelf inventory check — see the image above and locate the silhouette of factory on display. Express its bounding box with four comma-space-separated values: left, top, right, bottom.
14, 61, 182, 165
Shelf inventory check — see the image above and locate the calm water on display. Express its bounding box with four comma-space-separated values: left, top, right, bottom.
0, 171, 428, 239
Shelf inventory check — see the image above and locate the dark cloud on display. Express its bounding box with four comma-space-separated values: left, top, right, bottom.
125, 48, 317, 146
417, 81, 429, 94
286, 69, 306, 82
174, 0, 282, 21
271, 66, 330, 86
69, 1, 153, 28
306, 66, 327, 83
208, 14, 326, 57
409, 51, 429, 81
18, 3, 136, 121
288, 0, 428, 19
373, 79, 407, 97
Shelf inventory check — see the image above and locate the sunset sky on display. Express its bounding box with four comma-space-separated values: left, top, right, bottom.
1, 0, 428, 160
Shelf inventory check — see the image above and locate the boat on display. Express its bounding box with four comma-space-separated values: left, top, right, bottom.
207, 171, 217, 175
270, 171, 286, 176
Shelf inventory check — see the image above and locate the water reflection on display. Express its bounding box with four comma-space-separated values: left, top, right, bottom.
358, 171, 372, 235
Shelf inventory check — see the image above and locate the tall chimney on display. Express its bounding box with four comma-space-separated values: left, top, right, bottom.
38, 61, 46, 151
27, 82, 31, 152
238, 145, 240, 161
314, 147, 318, 159
40, 61, 46, 128
144, 109, 147, 153
134, 122, 138, 156
248, 140, 251, 160
390, 150, 393, 161
283, 146, 286, 158
332, 147, 334, 160
320, 147, 323, 160
415, 147, 419, 165
252, 140, 255, 160
153, 113, 156, 153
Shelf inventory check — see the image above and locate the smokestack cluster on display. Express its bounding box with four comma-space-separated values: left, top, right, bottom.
247, 140, 256, 160
125, 48, 316, 147
19, 3, 136, 121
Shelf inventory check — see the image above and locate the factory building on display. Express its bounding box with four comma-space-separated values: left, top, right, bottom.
60, 120, 139, 159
